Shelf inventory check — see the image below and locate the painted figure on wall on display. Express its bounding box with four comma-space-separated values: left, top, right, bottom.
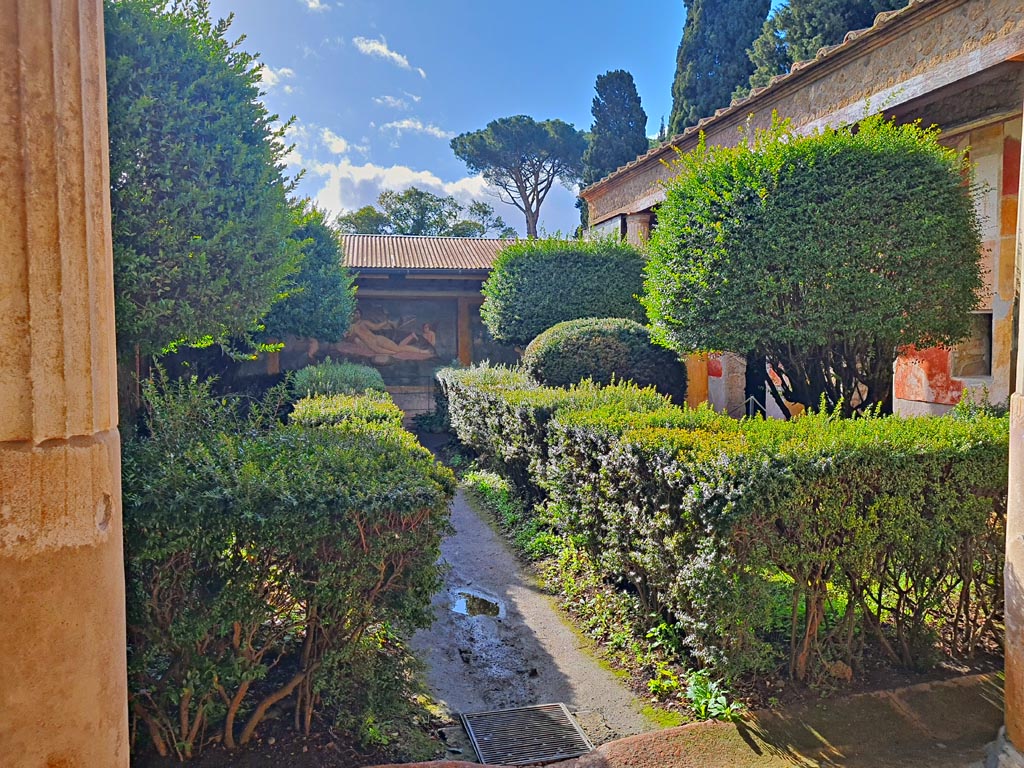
337, 307, 438, 363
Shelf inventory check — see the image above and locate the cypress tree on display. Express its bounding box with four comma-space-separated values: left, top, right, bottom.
669, 0, 770, 135
582, 70, 650, 187
743, 0, 905, 94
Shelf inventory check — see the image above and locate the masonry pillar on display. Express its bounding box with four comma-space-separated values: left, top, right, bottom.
625, 211, 652, 246
992, 98, 1024, 767
0, 2, 129, 766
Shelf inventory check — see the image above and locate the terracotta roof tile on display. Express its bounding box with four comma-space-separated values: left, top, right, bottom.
340, 234, 512, 271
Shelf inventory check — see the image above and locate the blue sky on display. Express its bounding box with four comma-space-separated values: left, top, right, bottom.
207, 0, 687, 236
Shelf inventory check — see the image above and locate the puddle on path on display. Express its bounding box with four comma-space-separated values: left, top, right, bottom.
451, 588, 505, 618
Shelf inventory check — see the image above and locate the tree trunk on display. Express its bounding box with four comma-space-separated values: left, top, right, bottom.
525, 209, 539, 239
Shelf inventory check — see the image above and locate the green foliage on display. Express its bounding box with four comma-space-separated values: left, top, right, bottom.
336, 187, 516, 238
437, 364, 669, 501
291, 357, 387, 398
291, 391, 404, 429
336, 205, 391, 234
523, 318, 687, 403
440, 367, 1008, 685
647, 663, 681, 697
463, 470, 559, 559
685, 671, 744, 721
123, 375, 453, 759
742, 0, 905, 95
951, 387, 1010, 420
262, 204, 356, 342
481, 237, 647, 345
669, 0, 771, 134
105, 0, 299, 359
583, 70, 650, 187
645, 115, 983, 416
451, 116, 586, 238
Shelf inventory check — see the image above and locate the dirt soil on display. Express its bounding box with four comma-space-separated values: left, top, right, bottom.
135, 725, 393, 768
410, 487, 655, 757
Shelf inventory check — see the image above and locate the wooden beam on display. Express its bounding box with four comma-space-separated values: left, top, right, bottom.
357, 289, 485, 299
457, 298, 473, 366
404, 273, 489, 281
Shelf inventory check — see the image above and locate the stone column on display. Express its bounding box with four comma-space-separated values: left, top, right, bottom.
0, 2, 129, 766
686, 354, 710, 408
991, 101, 1024, 768
625, 211, 652, 246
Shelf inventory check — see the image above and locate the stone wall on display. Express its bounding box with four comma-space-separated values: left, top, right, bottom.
895, 114, 1021, 413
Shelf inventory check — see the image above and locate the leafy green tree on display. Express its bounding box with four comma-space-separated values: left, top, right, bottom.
451, 116, 586, 238
336, 187, 516, 237
376, 187, 463, 235
105, 0, 299, 360
261, 205, 355, 342
644, 116, 983, 416
452, 201, 518, 238
335, 205, 390, 234
743, 0, 904, 94
669, 0, 771, 134
583, 70, 649, 187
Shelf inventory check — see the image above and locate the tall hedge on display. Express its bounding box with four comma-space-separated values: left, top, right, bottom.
440, 364, 1008, 682
481, 238, 647, 346
105, 0, 299, 359
644, 115, 983, 417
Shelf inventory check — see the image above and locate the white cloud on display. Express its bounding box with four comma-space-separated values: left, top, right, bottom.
302, 0, 330, 11
299, 157, 584, 237
373, 95, 410, 110
260, 64, 295, 92
305, 157, 492, 216
381, 118, 454, 140
352, 36, 426, 78
320, 127, 350, 155
404, 91, 422, 103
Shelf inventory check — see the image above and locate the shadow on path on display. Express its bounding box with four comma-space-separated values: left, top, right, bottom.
410, 488, 652, 747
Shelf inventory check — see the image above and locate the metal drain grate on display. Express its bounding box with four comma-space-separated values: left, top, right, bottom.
461, 702, 594, 765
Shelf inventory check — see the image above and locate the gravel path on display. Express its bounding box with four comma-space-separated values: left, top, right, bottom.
411, 489, 654, 751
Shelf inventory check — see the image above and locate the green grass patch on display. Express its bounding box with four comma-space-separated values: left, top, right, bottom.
640, 704, 687, 728
462, 469, 558, 560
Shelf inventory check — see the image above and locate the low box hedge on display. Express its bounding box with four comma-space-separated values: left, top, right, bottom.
441, 363, 1008, 682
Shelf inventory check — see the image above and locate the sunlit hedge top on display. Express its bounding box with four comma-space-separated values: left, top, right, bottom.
290, 391, 403, 429
481, 237, 647, 346
291, 358, 386, 398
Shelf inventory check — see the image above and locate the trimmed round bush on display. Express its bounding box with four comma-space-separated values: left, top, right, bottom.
481, 237, 647, 345
523, 318, 687, 401
644, 115, 983, 416
291, 357, 386, 398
